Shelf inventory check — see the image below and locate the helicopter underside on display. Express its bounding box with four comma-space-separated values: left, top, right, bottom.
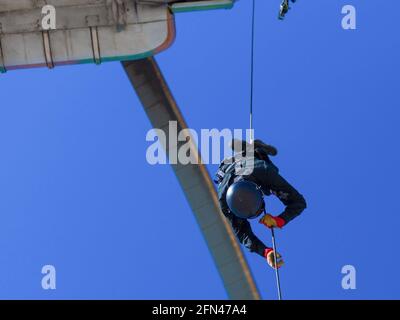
0, 0, 234, 72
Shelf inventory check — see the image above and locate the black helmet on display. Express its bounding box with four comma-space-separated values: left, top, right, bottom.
226, 180, 265, 219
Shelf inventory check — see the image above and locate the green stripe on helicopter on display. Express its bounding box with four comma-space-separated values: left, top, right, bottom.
171, 0, 234, 13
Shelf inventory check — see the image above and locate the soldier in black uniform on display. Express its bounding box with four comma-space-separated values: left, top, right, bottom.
214, 139, 306, 269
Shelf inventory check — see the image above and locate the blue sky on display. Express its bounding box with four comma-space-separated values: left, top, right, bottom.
0, 0, 399, 299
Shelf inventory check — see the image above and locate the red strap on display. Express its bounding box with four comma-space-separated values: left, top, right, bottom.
275, 216, 286, 228
264, 248, 273, 258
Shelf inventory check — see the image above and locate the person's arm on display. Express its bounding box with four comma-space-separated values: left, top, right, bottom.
220, 197, 269, 257
266, 168, 307, 225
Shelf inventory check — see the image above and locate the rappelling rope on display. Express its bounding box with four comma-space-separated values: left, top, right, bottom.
250, 1, 284, 300
249, 0, 256, 144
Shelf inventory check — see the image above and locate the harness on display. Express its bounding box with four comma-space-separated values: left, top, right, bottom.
214, 156, 257, 184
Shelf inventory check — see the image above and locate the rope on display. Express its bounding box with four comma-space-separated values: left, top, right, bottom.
271, 227, 283, 300
249, 0, 256, 144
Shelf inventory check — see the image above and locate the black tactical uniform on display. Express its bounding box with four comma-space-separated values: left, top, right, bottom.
214, 141, 307, 257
